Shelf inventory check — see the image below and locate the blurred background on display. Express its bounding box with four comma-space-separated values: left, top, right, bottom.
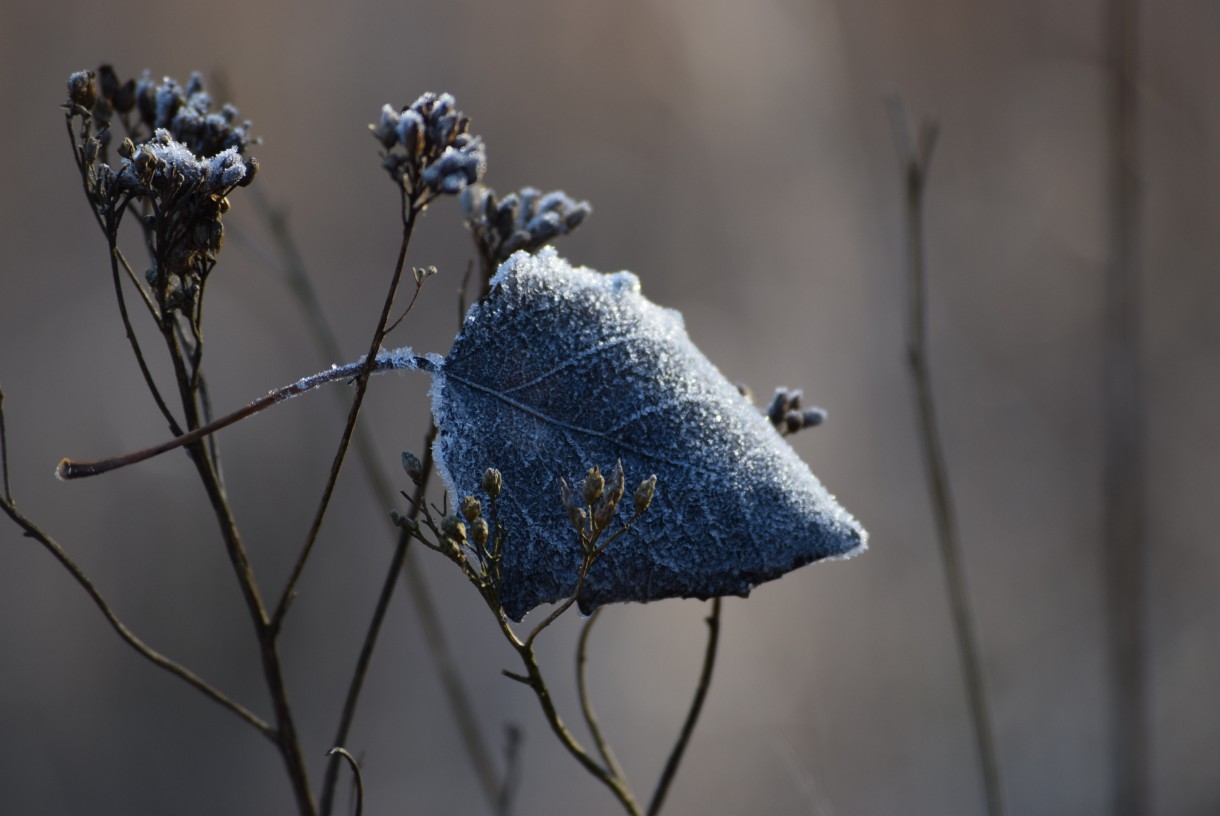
1, 0, 1217, 814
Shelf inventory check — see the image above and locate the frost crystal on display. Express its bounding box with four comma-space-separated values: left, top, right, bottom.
429, 249, 866, 620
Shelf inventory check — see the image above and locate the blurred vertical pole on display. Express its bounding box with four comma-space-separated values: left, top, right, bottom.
1103, 0, 1147, 814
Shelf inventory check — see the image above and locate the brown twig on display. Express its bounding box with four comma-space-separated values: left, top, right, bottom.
325, 748, 365, 816
270, 192, 423, 632
500, 623, 643, 816
318, 436, 433, 816
0, 493, 271, 737
887, 96, 1004, 816
647, 598, 721, 816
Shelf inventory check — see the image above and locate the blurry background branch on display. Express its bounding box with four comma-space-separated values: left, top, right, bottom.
888, 96, 1004, 816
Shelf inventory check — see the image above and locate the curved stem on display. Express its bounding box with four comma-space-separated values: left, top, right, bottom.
325, 749, 365, 816
576, 608, 626, 780
647, 598, 721, 816
0, 494, 271, 737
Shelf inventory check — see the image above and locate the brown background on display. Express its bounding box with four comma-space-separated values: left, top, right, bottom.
1, 0, 1217, 814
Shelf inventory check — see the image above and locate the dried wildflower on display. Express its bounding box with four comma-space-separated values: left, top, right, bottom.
64, 67, 258, 316
370, 93, 486, 201
462, 184, 591, 266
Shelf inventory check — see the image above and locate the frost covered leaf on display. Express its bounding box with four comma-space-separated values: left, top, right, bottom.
430, 249, 866, 620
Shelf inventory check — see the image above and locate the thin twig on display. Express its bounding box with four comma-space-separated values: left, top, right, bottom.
0, 495, 272, 736
319, 437, 433, 816
325, 748, 365, 816
107, 235, 183, 438
576, 608, 627, 780
887, 96, 1003, 816
1102, 1, 1147, 814
270, 194, 422, 632
647, 598, 721, 816
57, 347, 430, 479
502, 627, 642, 816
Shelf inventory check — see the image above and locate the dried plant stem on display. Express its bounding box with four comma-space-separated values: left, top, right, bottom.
251, 190, 502, 809
647, 598, 721, 816
271, 193, 423, 631
169, 348, 317, 816
888, 98, 1003, 816
319, 435, 434, 816
1103, 1, 1147, 813
106, 237, 183, 437
326, 748, 365, 816
501, 624, 643, 816
0, 483, 270, 736
577, 608, 627, 780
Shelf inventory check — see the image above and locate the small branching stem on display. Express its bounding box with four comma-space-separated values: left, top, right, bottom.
271, 193, 424, 631
502, 623, 643, 816
888, 97, 1003, 816
0, 490, 270, 737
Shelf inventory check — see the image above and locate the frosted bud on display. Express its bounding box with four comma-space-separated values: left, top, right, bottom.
633, 475, 657, 514
67, 70, 97, 110
401, 450, 423, 485
801, 408, 826, 428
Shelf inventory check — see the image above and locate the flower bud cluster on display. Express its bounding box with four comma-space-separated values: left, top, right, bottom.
765, 387, 827, 436
561, 462, 656, 553
461, 185, 591, 265
370, 93, 486, 198
65, 67, 258, 315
